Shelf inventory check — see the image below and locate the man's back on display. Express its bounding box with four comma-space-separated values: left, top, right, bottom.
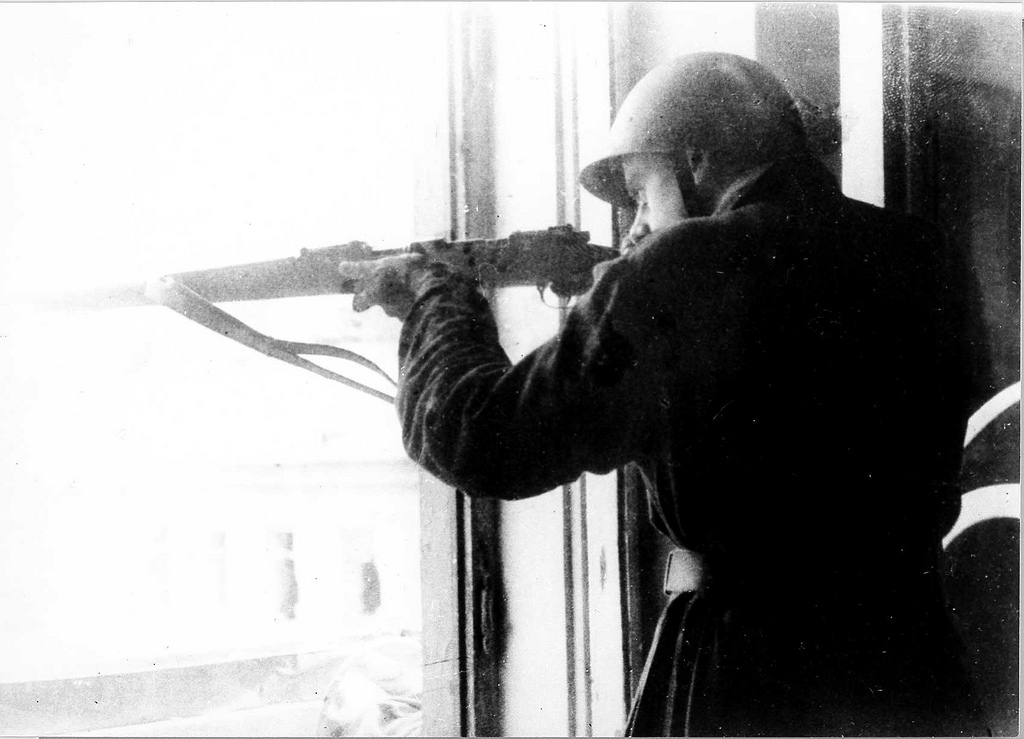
630, 155, 973, 568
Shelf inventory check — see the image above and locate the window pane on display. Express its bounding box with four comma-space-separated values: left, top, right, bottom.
0, 3, 446, 734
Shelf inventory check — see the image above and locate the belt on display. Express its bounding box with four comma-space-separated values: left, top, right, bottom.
663, 547, 948, 607
663, 548, 706, 595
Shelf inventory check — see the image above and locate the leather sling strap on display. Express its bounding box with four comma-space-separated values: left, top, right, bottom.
144, 275, 396, 404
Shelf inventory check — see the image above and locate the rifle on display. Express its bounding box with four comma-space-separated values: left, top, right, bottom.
21, 226, 617, 403
168, 224, 615, 304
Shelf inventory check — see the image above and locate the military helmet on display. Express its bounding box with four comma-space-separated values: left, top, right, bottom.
578, 52, 805, 207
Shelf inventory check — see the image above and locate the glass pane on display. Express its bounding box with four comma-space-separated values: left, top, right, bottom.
0, 3, 446, 735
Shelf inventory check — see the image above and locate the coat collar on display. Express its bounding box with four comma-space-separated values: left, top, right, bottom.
711, 162, 774, 216
728, 150, 842, 213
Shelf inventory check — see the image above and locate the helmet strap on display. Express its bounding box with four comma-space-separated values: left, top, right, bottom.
672, 156, 712, 219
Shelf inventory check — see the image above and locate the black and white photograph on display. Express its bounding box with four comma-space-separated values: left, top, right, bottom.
0, 2, 1019, 736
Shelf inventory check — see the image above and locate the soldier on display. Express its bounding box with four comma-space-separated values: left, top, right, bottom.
349, 53, 987, 736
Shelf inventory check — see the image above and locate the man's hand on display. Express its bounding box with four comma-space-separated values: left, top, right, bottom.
337, 253, 429, 320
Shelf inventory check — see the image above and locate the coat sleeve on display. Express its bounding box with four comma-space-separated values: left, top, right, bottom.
395, 220, 746, 500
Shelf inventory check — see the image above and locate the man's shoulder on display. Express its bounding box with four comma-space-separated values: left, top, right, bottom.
638, 208, 767, 254
625, 193, 946, 278
614, 211, 774, 301
627, 205, 786, 278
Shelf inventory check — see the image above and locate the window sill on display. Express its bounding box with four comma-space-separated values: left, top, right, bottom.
0, 649, 346, 736
60, 700, 327, 738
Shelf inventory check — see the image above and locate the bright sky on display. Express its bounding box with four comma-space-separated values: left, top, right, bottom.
0, 2, 447, 294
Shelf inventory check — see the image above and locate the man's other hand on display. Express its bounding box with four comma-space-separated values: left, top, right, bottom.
338, 253, 428, 320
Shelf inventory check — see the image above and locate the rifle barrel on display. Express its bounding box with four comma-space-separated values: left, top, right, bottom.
4, 246, 389, 312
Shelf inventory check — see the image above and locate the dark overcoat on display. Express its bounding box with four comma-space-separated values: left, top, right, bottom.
396, 153, 988, 736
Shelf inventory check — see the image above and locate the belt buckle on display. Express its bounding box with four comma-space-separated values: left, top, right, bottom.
663, 548, 705, 595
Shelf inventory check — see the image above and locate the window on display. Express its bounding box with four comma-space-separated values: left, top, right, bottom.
0, 4, 447, 735
8, 4, 1015, 737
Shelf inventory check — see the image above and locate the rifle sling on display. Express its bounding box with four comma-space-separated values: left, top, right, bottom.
144, 275, 396, 404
